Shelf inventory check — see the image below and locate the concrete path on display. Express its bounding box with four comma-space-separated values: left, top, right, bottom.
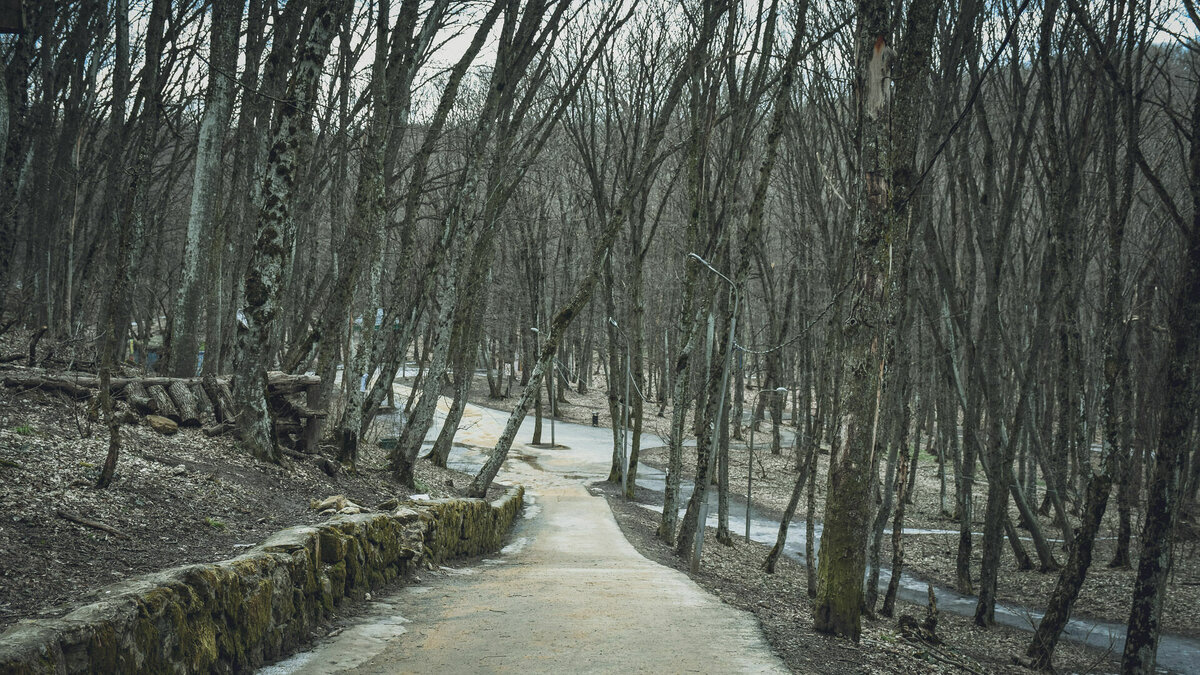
263, 398, 787, 674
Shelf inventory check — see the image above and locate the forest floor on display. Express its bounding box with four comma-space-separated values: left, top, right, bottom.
0, 359, 500, 633
2, 334, 1196, 672
634, 442, 1200, 642
594, 480, 1124, 674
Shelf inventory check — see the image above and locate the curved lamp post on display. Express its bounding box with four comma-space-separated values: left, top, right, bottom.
687, 252, 739, 573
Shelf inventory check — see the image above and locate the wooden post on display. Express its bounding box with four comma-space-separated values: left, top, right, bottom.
301, 380, 322, 453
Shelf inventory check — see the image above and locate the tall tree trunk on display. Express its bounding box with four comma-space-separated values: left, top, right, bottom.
1120, 60, 1200, 675
94, 0, 135, 490
167, 0, 239, 376
0, 2, 40, 323
625, 237, 646, 498
813, 0, 894, 641
232, 0, 346, 463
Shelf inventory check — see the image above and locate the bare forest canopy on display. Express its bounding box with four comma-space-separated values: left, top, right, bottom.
1, 0, 1198, 673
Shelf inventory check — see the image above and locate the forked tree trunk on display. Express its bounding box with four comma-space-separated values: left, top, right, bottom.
232, 0, 346, 463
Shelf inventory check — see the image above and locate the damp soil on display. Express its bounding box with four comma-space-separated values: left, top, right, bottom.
594, 480, 1125, 674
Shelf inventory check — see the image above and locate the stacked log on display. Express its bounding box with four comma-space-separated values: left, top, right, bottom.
0, 373, 92, 399
1, 368, 325, 436
202, 375, 237, 423
191, 382, 213, 419
146, 385, 181, 422
122, 382, 155, 415
167, 380, 202, 427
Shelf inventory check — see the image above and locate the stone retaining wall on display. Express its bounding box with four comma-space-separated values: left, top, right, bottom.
0, 486, 524, 674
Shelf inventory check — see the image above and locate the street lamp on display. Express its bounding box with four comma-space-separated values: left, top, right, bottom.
531, 326, 554, 448
747, 386, 789, 542
687, 252, 739, 574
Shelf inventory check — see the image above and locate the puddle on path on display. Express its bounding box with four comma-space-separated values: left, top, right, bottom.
258, 597, 411, 675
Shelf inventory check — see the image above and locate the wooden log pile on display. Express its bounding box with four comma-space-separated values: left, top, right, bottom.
0, 368, 324, 450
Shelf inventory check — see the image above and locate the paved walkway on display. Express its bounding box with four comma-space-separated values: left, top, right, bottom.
265, 398, 787, 674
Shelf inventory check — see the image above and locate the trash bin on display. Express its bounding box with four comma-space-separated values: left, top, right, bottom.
591, 413, 599, 427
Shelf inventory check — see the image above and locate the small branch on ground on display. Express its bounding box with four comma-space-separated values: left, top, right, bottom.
56, 510, 125, 538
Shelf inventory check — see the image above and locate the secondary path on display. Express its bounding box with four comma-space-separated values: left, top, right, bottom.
264, 398, 787, 674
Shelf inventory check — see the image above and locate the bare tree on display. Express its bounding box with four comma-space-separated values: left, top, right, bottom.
232, 0, 348, 463
166, 0, 240, 376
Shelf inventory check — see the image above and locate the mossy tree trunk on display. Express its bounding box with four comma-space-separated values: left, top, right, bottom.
232, 0, 347, 463
812, 0, 892, 642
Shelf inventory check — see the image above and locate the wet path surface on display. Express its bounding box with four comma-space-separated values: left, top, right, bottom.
262, 399, 787, 674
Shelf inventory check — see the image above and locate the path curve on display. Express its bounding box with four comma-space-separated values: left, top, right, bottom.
264, 397, 787, 674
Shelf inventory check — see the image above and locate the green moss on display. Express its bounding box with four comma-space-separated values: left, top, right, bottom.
85, 623, 118, 671
326, 562, 346, 601
318, 528, 347, 564
230, 556, 270, 577
343, 539, 362, 590
320, 581, 335, 613
241, 580, 274, 647
178, 617, 218, 671
139, 587, 173, 616
175, 614, 218, 667
367, 569, 384, 589
132, 615, 160, 662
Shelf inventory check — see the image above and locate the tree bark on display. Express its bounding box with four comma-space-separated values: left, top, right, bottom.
232, 0, 347, 463
167, 0, 239, 376
813, 0, 893, 641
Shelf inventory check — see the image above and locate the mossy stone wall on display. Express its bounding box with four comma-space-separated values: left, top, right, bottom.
0, 486, 523, 674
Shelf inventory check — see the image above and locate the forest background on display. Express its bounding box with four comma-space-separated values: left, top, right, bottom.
1, 0, 1198, 672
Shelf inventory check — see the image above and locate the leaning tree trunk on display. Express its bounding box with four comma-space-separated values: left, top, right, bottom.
392, 223, 469, 485
763, 435, 814, 573
429, 222, 496, 468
